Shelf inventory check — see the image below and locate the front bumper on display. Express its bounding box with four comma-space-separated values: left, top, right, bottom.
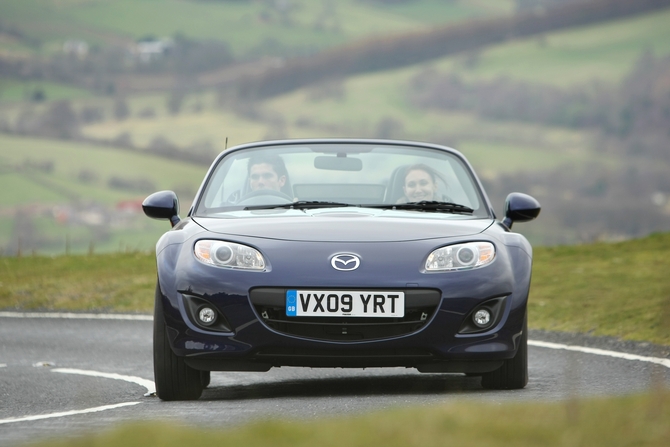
159, 285, 526, 374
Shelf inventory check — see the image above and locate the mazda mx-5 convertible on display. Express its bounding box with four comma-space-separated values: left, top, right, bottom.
143, 139, 541, 400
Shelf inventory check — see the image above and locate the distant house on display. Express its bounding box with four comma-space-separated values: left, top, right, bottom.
62, 40, 89, 58
116, 199, 144, 213
132, 38, 173, 63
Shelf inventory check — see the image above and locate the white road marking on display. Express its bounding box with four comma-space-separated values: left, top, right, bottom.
529, 340, 670, 369
1, 312, 668, 427
0, 369, 155, 426
33, 361, 56, 367
0, 311, 152, 321
53, 368, 156, 394
0, 402, 141, 425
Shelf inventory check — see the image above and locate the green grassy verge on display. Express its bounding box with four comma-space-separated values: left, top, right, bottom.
2, 232, 669, 346
529, 232, 670, 345
0, 252, 156, 312
26, 391, 670, 447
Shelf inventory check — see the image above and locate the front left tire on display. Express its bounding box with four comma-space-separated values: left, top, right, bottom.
153, 283, 204, 401
480, 313, 528, 390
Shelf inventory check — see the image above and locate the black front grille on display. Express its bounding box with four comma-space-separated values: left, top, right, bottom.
249, 288, 441, 342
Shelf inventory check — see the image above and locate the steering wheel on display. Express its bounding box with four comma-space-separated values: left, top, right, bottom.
236, 188, 293, 206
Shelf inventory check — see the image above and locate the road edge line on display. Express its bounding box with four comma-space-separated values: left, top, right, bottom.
529, 340, 670, 369
52, 368, 156, 394
0, 311, 152, 321
0, 402, 141, 425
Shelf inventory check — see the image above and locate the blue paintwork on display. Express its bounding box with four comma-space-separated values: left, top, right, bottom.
146, 139, 539, 373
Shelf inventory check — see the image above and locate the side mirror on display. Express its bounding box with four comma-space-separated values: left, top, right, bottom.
142, 190, 180, 227
502, 192, 540, 230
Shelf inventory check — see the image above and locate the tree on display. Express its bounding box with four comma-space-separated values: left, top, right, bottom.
113, 97, 130, 120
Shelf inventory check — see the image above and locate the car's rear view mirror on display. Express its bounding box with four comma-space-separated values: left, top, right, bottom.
314, 155, 363, 171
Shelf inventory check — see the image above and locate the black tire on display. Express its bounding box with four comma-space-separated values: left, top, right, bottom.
153, 283, 204, 401
200, 370, 211, 389
480, 314, 528, 390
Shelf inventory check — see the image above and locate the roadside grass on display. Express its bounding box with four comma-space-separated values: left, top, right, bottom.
25, 390, 670, 447
529, 232, 670, 346
0, 252, 156, 312
1, 232, 669, 346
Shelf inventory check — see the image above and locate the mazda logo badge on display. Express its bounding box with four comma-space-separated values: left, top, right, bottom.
331, 254, 361, 271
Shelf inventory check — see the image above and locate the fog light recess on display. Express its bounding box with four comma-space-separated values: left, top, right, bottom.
198, 307, 217, 326
458, 296, 507, 334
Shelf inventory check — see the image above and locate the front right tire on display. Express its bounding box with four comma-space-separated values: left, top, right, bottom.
153, 283, 204, 401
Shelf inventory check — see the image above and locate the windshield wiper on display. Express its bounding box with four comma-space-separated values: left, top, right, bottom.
245, 200, 474, 213
363, 201, 474, 214
244, 200, 353, 211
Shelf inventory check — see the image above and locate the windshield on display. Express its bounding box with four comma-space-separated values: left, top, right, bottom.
193, 142, 490, 218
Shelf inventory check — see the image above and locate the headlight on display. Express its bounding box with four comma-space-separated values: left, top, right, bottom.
425, 242, 495, 272
194, 240, 265, 270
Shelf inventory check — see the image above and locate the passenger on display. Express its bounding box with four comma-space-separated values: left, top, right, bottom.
399, 164, 442, 203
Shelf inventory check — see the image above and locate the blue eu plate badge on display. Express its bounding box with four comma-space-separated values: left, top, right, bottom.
286, 290, 297, 316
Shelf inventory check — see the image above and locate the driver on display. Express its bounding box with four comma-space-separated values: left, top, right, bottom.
248, 154, 288, 192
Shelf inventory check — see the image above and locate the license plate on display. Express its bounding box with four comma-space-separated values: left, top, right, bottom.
286, 290, 404, 317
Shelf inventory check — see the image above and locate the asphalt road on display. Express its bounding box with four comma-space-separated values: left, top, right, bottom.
1, 314, 669, 447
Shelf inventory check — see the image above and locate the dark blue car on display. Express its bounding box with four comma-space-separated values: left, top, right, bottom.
143, 139, 540, 400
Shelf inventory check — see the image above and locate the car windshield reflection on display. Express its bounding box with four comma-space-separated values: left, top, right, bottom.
194, 142, 488, 218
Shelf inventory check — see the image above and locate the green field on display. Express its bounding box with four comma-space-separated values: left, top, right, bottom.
0, 133, 207, 207
0, 0, 514, 58
4, 2, 669, 145
0, 79, 91, 103
434, 7, 670, 87
0, 133, 207, 254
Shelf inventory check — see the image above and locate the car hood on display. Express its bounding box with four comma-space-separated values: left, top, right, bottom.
192, 209, 495, 242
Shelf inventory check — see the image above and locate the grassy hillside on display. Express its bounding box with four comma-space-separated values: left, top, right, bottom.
2, 4, 670, 250
0, 134, 207, 206
0, 80, 92, 103
2, 232, 669, 346
0, 0, 514, 58
0, 133, 207, 255
70, 7, 670, 153
434, 7, 670, 87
